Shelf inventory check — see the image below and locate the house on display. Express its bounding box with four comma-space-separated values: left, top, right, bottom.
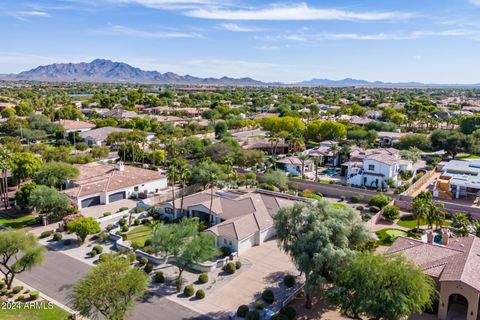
55, 119, 96, 136
0, 102, 15, 110
434, 160, 480, 200
346, 148, 413, 188
159, 189, 304, 254
64, 162, 167, 209
78, 127, 155, 146
306, 141, 340, 166
276, 156, 314, 176
102, 108, 139, 119
389, 234, 480, 320
240, 137, 289, 155
377, 131, 406, 147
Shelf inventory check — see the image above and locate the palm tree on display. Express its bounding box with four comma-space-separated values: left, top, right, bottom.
312, 156, 323, 182
167, 160, 178, 215
0, 147, 11, 210
339, 144, 352, 163
149, 141, 161, 166
268, 133, 279, 156
297, 154, 309, 179
208, 173, 218, 225
412, 191, 432, 230
328, 144, 340, 167
177, 160, 190, 214
429, 202, 445, 230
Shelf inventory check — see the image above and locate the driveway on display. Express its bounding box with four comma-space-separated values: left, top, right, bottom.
193, 240, 299, 316
80, 199, 138, 219
17, 250, 204, 320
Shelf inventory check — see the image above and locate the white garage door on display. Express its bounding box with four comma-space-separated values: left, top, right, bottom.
238, 234, 256, 254
261, 227, 276, 242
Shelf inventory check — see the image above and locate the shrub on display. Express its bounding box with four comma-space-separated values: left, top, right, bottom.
154, 271, 165, 283
184, 284, 194, 297
350, 195, 363, 203
235, 260, 242, 269
90, 250, 97, 257
63, 239, 72, 246
128, 253, 136, 264
0, 283, 4, 290
92, 245, 103, 254
29, 291, 39, 300
121, 225, 129, 232
262, 289, 275, 304
40, 231, 52, 239
254, 299, 264, 310
12, 286, 23, 294
144, 263, 154, 274
225, 262, 236, 274
247, 310, 260, 320
271, 315, 289, 320
105, 224, 114, 232
144, 239, 152, 247
53, 232, 62, 241
339, 196, 345, 202
16, 295, 25, 301
118, 218, 127, 226
283, 274, 295, 288
138, 257, 148, 266
1, 288, 7, 296
368, 193, 392, 208
220, 246, 231, 257
119, 207, 129, 212
369, 206, 380, 213
237, 305, 249, 317
141, 218, 150, 225
361, 213, 372, 222
356, 205, 364, 211
195, 289, 205, 299
382, 205, 400, 221
103, 212, 112, 217
280, 306, 297, 320
134, 218, 141, 226
198, 273, 208, 284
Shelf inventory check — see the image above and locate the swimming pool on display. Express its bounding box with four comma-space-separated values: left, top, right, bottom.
322, 169, 338, 176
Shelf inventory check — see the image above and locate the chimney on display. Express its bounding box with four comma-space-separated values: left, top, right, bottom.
116, 161, 125, 172
426, 230, 434, 244
440, 228, 449, 246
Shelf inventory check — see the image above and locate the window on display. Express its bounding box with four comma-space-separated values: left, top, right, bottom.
224, 239, 227, 244
134, 186, 139, 192
368, 164, 375, 171
165, 207, 173, 214
229, 241, 232, 246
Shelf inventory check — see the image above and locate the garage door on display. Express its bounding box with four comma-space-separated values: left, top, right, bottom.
108, 191, 126, 203
81, 196, 100, 208
238, 234, 256, 254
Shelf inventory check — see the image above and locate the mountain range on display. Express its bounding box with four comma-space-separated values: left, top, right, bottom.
0, 59, 478, 87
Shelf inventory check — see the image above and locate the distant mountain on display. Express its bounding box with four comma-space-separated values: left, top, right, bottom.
2, 59, 265, 85
298, 78, 426, 87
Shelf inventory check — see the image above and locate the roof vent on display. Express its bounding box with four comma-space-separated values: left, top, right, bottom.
116, 161, 125, 172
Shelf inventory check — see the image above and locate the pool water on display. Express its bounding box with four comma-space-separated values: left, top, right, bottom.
434, 234, 442, 244
322, 169, 338, 176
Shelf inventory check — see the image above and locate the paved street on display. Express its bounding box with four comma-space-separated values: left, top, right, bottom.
17, 250, 205, 320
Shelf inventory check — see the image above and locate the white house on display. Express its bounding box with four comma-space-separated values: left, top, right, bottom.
158, 189, 303, 254
64, 162, 167, 209
434, 160, 480, 200
347, 148, 413, 188
276, 156, 314, 176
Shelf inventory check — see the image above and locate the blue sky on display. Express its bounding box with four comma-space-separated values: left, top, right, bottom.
2, 0, 480, 83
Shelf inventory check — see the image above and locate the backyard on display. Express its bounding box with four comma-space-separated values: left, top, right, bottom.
396, 215, 452, 229
375, 228, 408, 246
0, 213, 38, 229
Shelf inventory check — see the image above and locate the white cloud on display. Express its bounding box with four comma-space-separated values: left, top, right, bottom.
470, 0, 480, 6
115, 0, 226, 10
219, 23, 264, 32
93, 25, 204, 38
185, 3, 414, 21
16, 11, 50, 17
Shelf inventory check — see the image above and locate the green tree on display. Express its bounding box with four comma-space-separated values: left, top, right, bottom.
71, 255, 149, 320
189, 161, 226, 189
0, 230, 45, 289
412, 191, 432, 230
9, 152, 42, 187
14, 182, 37, 210
29, 185, 70, 215
90, 146, 110, 159
397, 134, 431, 151
274, 200, 369, 308
67, 217, 101, 243
263, 170, 289, 191
214, 121, 228, 138
34, 162, 79, 189
326, 253, 436, 320
0, 146, 11, 209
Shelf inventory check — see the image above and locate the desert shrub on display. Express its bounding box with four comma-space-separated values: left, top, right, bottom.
350, 195, 363, 203
103, 212, 111, 217
53, 232, 62, 241
118, 218, 127, 226
63, 239, 72, 245
12, 286, 23, 294
40, 231, 52, 238
283, 274, 295, 288
280, 306, 297, 320
119, 207, 129, 212
144, 263, 154, 274
262, 289, 275, 304
92, 245, 103, 254
369, 206, 380, 213
141, 218, 150, 225
235, 260, 242, 269
121, 225, 129, 232
339, 196, 345, 202
254, 299, 264, 310
1, 288, 7, 296
184, 284, 194, 297
237, 305, 249, 317
138, 257, 148, 266
144, 239, 152, 247
90, 250, 97, 257
198, 273, 208, 284
29, 291, 39, 300
220, 246, 231, 257
105, 224, 114, 231
368, 193, 392, 208
356, 205, 364, 211
134, 218, 140, 226
154, 271, 165, 283
128, 253, 136, 264
247, 310, 261, 320
361, 213, 373, 222
382, 205, 400, 221
225, 262, 236, 274
16, 295, 25, 301
195, 289, 205, 299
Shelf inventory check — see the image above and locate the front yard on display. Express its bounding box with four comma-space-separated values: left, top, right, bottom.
0, 213, 38, 229
0, 304, 70, 320
126, 224, 153, 247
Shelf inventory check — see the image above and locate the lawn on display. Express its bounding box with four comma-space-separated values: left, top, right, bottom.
126, 225, 153, 247
458, 154, 480, 160
0, 214, 38, 229
397, 215, 452, 229
375, 228, 408, 246
0, 303, 70, 320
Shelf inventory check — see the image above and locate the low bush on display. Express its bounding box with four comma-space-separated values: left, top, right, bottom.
53, 232, 62, 241
280, 306, 297, 320
144, 263, 154, 274
121, 225, 129, 232
118, 218, 127, 226
29, 291, 39, 300
103, 212, 111, 217
119, 207, 129, 212
144, 239, 152, 247
0, 288, 7, 296
247, 310, 260, 320
16, 295, 25, 301
105, 224, 114, 232
90, 250, 97, 257
283, 274, 295, 288
382, 205, 400, 221
237, 305, 249, 317
184, 284, 194, 297
350, 195, 363, 203
198, 273, 208, 284
141, 218, 150, 225
369, 206, 380, 213
220, 246, 231, 257
356, 205, 364, 211
63, 239, 72, 246
271, 314, 289, 320
224, 262, 236, 274
138, 257, 148, 266
262, 289, 275, 304
12, 286, 23, 294
339, 196, 345, 202
154, 271, 165, 283
235, 260, 242, 269
368, 193, 392, 208
134, 218, 141, 226
195, 289, 205, 299
92, 245, 103, 254
254, 299, 264, 310
40, 231, 52, 239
